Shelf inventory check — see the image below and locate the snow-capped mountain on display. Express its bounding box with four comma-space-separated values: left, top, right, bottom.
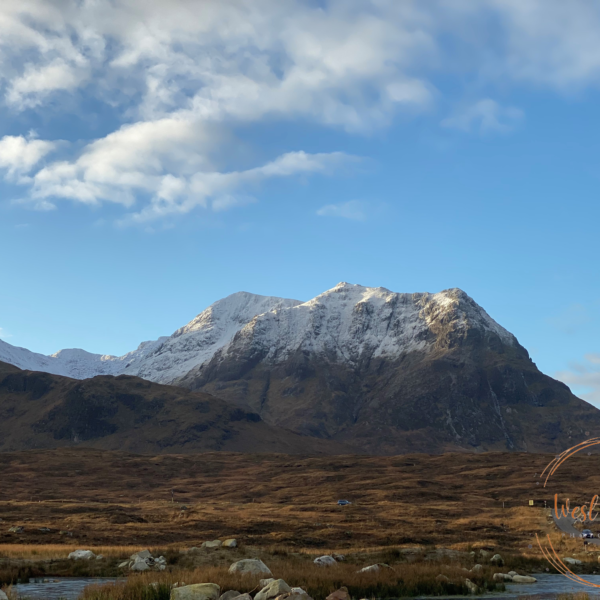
0, 291, 302, 382
0, 282, 596, 454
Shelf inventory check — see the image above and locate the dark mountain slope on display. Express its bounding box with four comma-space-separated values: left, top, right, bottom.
0, 361, 355, 455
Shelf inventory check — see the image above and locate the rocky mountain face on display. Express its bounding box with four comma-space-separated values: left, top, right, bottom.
176, 284, 600, 454
0, 360, 353, 455
1, 282, 598, 454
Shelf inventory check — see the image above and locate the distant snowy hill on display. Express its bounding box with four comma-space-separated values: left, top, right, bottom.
0, 291, 302, 382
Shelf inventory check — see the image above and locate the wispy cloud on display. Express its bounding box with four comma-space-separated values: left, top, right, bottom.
317, 200, 367, 221
556, 354, 600, 408
441, 99, 524, 134
547, 303, 593, 335
0, 327, 12, 340
1, 1, 600, 222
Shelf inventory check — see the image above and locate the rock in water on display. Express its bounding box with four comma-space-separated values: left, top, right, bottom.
68, 550, 96, 560
493, 573, 513, 581
255, 580, 291, 600
171, 584, 221, 600
228, 559, 272, 576
511, 575, 537, 583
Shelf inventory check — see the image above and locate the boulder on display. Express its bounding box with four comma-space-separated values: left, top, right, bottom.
171, 583, 221, 600
507, 571, 518, 576
131, 559, 150, 572
479, 550, 490, 558
291, 589, 306, 595
131, 550, 152, 560
96, 555, 104, 560
219, 591, 241, 600
332, 554, 345, 561
563, 557, 582, 565
471, 564, 482, 572
314, 555, 336, 567
255, 579, 291, 600
325, 587, 350, 600
490, 554, 503, 565
202, 540, 223, 549
493, 573, 513, 582
464, 579, 478, 594
511, 575, 537, 583
232, 595, 251, 600
0, 591, 8, 600
259, 579, 275, 588
222, 539, 237, 548
436, 575, 450, 583
228, 559, 272, 576
68, 550, 96, 560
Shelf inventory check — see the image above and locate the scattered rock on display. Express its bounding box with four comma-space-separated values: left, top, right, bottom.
325, 587, 350, 600
8, 526, 24, 533
511, 575, 537, 583
332, 554, 345, 561
219, 591, 241, 600
131, 559, 150, 572
436, 575, 450, 583
96, 555, 104, 560
131, 550, 152, 560
68, 550, 96, 560
479, 550, 490, 558
38, 527, 51, 533
490, 554, 503, 565
171, 583, 221, 600
222, 539, 237, 548
60, 530, 73, 537
314, 555, 337, 567
469, 551, 476, 557
357, 563, 392, 573
202, 540, 223, 550
471, 564, 482, 573
507, 571, 518, 576
118, 561, 129, 568
255, 579, 292, 600
228, 559, 272, 576
259, 579, 275, 588
464, 579, 478, 594
493, 573, 513, 582
563, 557, 582, 566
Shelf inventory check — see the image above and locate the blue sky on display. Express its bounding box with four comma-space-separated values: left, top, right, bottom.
1, 0, 600, 404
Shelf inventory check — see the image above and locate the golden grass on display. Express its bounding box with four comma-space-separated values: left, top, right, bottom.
80, 559, 502, 600
0, 544, 152, 559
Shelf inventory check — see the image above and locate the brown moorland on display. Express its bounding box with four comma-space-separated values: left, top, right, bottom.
0, 447, 596, 553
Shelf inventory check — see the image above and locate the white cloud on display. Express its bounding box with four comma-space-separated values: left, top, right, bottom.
2, 1, 600, 221
0, 135, 56, 178
317, 200, 366, 221
6, 59, 85, 109
441, 99, 524, 134
556, 354, 600, 408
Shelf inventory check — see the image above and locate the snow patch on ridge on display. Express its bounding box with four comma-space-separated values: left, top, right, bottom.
0, 284, 515, 383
